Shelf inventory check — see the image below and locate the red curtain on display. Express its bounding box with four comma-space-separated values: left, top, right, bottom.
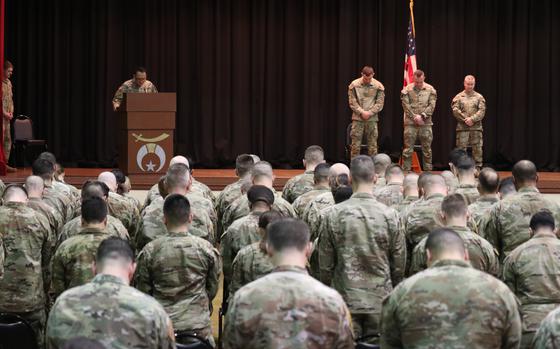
0, 0, 5, 175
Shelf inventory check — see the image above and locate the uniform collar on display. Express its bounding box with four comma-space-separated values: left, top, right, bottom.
78, 226, 108, 235
477, 196, 499, 204
425, 193, 445, 200
518, 186, 540, 194
165, 231, 189, 238
314, 184, 330, 191
532, 231, 558, 240
351, 192, 375, 199
92, 273, 128, 286
273, 265, 308, 275
458, 183, 477, 188
3, 201, 26, 208
430, 259, 471, 269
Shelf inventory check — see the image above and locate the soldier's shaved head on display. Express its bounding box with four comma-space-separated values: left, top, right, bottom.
170, 155, 189, 167
373, 153, 392, 175
252, 161, 274, 180
267, 218, 310, 253
423, 174, 448, 196
512, 160, 538, 186
403, 173, 419, 197
235, 154, 255, 178
425, 228, 467, 264
98, 171, 118, 192
2, 184, 28, 203
81, 180, 110, 201
441, 194, 468, 219
478, 168, 499, 195
385, 164, 404, 183
94, 237, 135, 279
25, 175, 44, 198
304, 145, 325, 166
329, 163, 350, 178
314, 163, 330, 184
498, 177, 516, 198
249, 154, 261, 163
165, 163, 191, 193
328, 163, 350, 190
464, 75, 476, 82
351, 155, 376, 185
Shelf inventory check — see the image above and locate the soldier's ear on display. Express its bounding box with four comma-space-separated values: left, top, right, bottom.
304, 242, 313, 259
102, 217, 108, 228
302, 159, 306, 168
188, 213, 193, 224
92, 261, 97, 275
265, 243, 274, 257
464, 249, 470, 262
426, 249, 433, 266
128, 262, 137, 282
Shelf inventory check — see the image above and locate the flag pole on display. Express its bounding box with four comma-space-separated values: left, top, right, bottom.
410, 0, 416, 38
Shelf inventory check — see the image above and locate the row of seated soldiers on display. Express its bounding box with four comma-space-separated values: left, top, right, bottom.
1, 147, 560, 348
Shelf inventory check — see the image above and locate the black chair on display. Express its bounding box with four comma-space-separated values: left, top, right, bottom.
12, 114, 47, 167
0, 313, 38, 349
345, 123, 369, 159
355, 334, 380, 349
175, 331, 214, 349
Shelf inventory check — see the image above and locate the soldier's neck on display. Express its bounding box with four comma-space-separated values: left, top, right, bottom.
81, 221, 107, 231
458, 174, 476, 185
445, 218, 467, 228
27, 193, 43, 200
354, 183, 374, 194
167, 224, 189, 234
273, 250, 308, 270
168, 187, 188, 196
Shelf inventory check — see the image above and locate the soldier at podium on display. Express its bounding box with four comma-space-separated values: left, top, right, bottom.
112, 67, 158, 111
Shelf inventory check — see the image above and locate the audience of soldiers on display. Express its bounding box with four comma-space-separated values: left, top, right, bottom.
1, 147, 560, 349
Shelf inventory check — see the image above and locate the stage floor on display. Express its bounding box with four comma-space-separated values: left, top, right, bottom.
2, 167, 560, 193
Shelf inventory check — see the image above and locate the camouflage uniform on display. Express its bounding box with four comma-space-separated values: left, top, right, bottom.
28, 197, 65, 238
229, 241, 274, 300
221, 212, 263, 295
409, 225, 499, 276
348, 77, 385, 158
302, 191, 335, 240
2, 78, 13, 160
373, 182, 403, 207
215, 179, 245, 237
43, 183, 75, 224
292, 185, 330, 219
282, 170, 315, 203
401, 193, 445, 256
143, 178, 215, 210
401, 83, 437, 171
0, 202, 54, 349
104, 192, 141, 242
445, 175, 459, 194
0, 178, 5, 196
452, 90, 486, 167
58, 215, 130, 247
223, 265, 354, 349
381, 259, 521, 349
468, 196, 499, 235
454, 183, 480, 205
46, 274, 175, 349
112, 79, 158, 107
392, 195, 419, 217
532, 307, 560, 348
137, 195, 215, 250
221, 192, 295, 234
52, 181, 80, 219
51, 227, 113, 300
135, 231, 221, 345
318, 192, 406, 339
143, 182, 162, 209
123, 192, 143, 213
502, 232, 560, 348
484, 187, 560, 261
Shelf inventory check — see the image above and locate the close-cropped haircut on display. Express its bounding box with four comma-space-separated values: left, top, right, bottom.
251, 161, 273, 180
314, 163, 330, 183
163, 194, 191, 227
111, 169, 126, 185
530, 210, 555, 231
32, 158, 55, 180
478, 168, 499, 193
236, 154, 255, 177
350, 155, 375, 184
81, 180, 110, 201
498, 177, 516, 196
258, 210, 283, 230
425, 228, 465, 259
266, 218, 310, 252
165, 163, 191, 190
96, 237, 135, 266
304, 145, 324, 164
385, 164, 404, 180
449, 148, 467, 168
441, 194, 468, 218
2, 184, 28, 200
456, 155, 475, 173
81, 197, 108, 224
512, 160, 537, 183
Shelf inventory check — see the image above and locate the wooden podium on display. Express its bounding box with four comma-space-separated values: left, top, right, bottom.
118, 93, 176, 185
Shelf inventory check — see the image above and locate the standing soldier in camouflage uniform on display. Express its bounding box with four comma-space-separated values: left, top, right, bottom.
452, 75, 486, 169
221, 186, 274, 302
282, 145, 325, 203
57, 181, 130, 246
468, 167, 499, 232
138, 164, 216, 249
292, 163, 331, 218
381, 228, 521, 348
502, 211, 560, 348
318, 155, 405, 341
348, 66, 385, 158
224, 219, 354, 349
409, 194, 498, 276
47, 238, 175, 349
136, 194, 221, 346
485, 160, 560, 261
229, 211, 282, 300
112, 67, 157, 111
2, 60, 15, 171
402, 174, 447, 259
0, 185, 54, 348
221, 161, 296, 234
373, 164, 404, 207
26, 175, 65, 238
401, 70, 437, 171
454, 155, 480, 204
51, 197, 111, 300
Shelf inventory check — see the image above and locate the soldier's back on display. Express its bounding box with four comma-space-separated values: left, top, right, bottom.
47, 274, 174, 349
455, 183, 480, 205
58, 215, 129, 247
381, 259, 521, 349
403, 194, 445, 249
292, 186, 330, 219
373, 183, 404, 207
282, 171, 315, 203
229, 242, 274, 298
223, 266, 354, 349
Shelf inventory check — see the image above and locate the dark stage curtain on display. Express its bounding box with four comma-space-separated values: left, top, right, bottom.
5, 0, 560, 170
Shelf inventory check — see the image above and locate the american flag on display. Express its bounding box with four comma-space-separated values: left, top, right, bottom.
403, 1, 417, 87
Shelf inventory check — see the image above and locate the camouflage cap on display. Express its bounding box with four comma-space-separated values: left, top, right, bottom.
247, 185, 275, 206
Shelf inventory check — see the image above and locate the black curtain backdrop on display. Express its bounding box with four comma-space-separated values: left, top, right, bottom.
5, 0, 560, 170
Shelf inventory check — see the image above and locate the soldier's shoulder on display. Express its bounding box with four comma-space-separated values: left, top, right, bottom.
348, 77, 363, 89
401, 83, 415, 94
372, 78, 385, 91
424, 82, 437, 92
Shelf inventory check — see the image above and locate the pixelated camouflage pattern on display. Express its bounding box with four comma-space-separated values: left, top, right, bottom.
373, 182, 404, 207
455, 183, 480, 205
292, 186, 330, 219
468, 196, 499, 235
57, 215, 130, 247
112, 79, 158, 106
282, 170, 315, 203
402, 193, 445, 253
532, 306, 560, 348
28, 197, 65, 238
302, 191, 335, 240
229, 242, 274, 301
